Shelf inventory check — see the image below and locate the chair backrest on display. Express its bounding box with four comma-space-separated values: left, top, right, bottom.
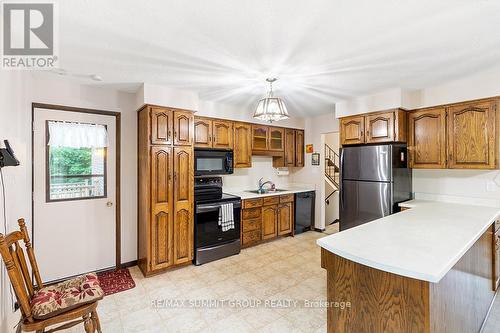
0, 218, 44, 323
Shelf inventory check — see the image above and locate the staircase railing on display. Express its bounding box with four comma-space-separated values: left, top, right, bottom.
325, 143, 340, 189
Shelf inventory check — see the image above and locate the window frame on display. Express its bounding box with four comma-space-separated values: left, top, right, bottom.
45, 120, 108, 203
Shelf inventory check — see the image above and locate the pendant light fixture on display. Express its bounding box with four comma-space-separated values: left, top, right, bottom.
253, 78, 290, 123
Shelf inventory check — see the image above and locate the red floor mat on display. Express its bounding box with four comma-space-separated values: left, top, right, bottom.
96, 268, 136, 296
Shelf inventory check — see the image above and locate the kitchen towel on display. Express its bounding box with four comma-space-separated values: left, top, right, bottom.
219, 203, 234, 232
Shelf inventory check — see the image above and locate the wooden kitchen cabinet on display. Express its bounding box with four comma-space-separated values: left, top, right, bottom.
284, 129, 296, 166
212, 119, 233, 149
295, 130, 304, 167
340, 115, 365, 145
447, 99, 498, 169
261, 204, 278, 240
138, 105, 195, 277
252, 125, 269, 151
173, 111, 194, 146
194, 117, 212, 148
365, 111, 395, 143
173, 146, 194, 264
277, 202, 293, 235
241, 194, 294, 248
233, 122, 252, 168
150, 146, 173, 270
269, 127, 285, 151
493, 224, 500, 291
408, 107, 447, 169
340, 109, 406, 146
151, 107, 173, 145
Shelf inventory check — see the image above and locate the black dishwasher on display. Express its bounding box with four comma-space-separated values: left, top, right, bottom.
294, 191, 315, 234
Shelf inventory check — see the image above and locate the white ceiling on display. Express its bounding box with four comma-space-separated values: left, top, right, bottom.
54, 0, 500, 117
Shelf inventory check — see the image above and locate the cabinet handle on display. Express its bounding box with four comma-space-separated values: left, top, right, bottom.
168, 130, 171, 139
209, 135, 212, 142
174, 132, 178, 139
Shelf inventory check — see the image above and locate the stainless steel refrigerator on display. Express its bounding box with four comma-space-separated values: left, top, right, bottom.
339, 144, 412, 231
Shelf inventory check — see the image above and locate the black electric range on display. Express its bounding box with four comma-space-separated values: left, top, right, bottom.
194, 177, 241, 265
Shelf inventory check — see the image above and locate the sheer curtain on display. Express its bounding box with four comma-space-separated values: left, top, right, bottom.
48, 121, 108, 148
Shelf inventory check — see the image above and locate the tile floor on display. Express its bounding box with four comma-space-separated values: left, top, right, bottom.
59, 230, 328, 333
55, 223, 500, 333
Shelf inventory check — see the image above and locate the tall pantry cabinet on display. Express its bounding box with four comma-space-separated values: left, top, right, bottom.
138, 105, 195, 276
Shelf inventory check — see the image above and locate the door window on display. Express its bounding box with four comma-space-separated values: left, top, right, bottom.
46, 121, 108, 202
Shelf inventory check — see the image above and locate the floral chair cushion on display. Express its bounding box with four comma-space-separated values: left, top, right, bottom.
31, 273, 103, 320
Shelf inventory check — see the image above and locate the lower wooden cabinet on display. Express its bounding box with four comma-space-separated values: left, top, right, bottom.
262, 205, 278, 240
241, 195, 294, 248
277, 202, 293, 235
493, 223, 500, 291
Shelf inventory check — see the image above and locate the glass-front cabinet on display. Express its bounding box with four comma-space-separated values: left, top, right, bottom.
252, 125, 269, 151
269, 127, 284, 151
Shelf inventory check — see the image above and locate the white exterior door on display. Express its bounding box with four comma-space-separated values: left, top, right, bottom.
33, 108, 116, 282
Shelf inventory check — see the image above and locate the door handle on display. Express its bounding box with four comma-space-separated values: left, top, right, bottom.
106, 201, 113, 207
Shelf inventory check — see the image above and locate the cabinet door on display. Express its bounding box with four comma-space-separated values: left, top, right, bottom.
269, 127, 285, 151
261, 205, 277, 240
340, 116, 365, 145
150, 147, 173, 270
252, 125, 269, 151
151, 107, 172, 145
447, 100, 497, 169
295, 130, 304, 167
213, 119, 234, 149
408, 108, 446, 169
494, 229, 500, 291
173, 147, 194, 264
173, 111, 194, 146
277, 202, 293, 236
284, 129, 296, 166
234, 122, 252, 168
194, 117, 212, 148
365, 111, 394, 143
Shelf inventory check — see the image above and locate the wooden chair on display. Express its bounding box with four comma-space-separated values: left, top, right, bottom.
0, 218, 103, 333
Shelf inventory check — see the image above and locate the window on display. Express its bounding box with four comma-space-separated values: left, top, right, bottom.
46, 121, 108, 201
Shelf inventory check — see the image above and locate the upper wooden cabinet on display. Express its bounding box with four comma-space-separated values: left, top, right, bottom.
213, 120, 233, 149
284, 129, 296, 166
447, 100, 497, 169
340, 115, 365, 145
194, 115, 304, 168
233, 122, 252, 168
269, 127, 285, 151
295, 130, 305, 167
252, 125, 269, 151
408, 98, 498, 170
408, 107, 447, 169
151, 107, 173, 145
194, 117, 233, 149
365, 111, 394, 143
340, 109, 407, 146
194, 117, 212, 148
173, 111, 194, 146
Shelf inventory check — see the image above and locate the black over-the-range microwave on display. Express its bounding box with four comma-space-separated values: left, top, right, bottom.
194, 149, 234, 176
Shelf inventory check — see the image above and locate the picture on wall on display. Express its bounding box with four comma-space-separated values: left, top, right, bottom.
306, 144, 313, 153
312, 152, 320, 165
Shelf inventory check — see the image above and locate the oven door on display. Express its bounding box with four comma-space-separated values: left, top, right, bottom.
195, 200, 241, 248
194, 149, 233, 176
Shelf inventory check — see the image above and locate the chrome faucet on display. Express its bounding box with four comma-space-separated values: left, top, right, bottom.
258, 178, 275, 193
